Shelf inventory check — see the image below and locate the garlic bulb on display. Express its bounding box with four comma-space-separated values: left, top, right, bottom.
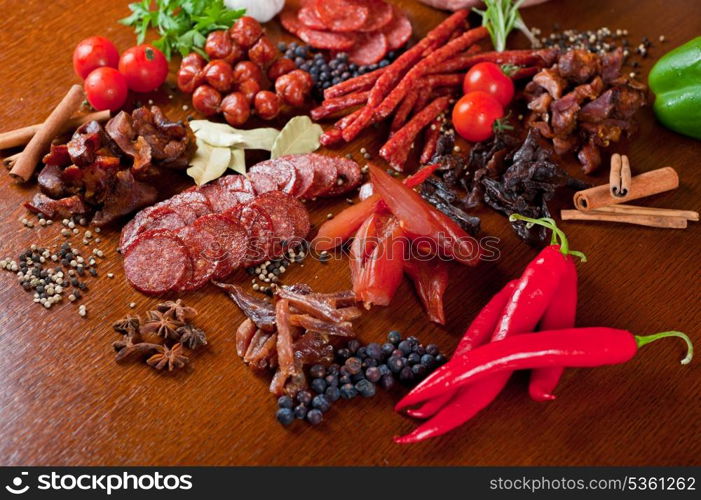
224, 0, 285, 23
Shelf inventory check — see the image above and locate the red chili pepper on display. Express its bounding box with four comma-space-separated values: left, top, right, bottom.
396, 216, 584, 412
312, 164, 440, 252
403, 257, 450, 325
369, 163, 480, 266
529, 255, 578, 401
405, 279, 518, 419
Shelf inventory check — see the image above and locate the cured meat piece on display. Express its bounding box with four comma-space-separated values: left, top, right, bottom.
314, 0, 368, 32
256, 190, 311, 241
348, 32, 389, 66
310, 90, 369, 121
120, 206, 188, 252
194, 213, 248, 279
124, 229, 192, 295
200, 174, 256, 212
322, 157, 362, 197
248, 157, 300, 195
253, 191, 299, 256
226, 203, 275, 266
298, 0, 327, 30
306, 155, 338, 198
280, 8, 355, 51
421, 116, 442, 164
173, 225, 220, 291
247, 171, 278, 195
216, 283, 277, 331
356, 0, 394, 32
167, 191, 212, 221
323, 67, 385, 100
382, 7, 413, 50
236, 319, 257, 357
290, 155, 316, 199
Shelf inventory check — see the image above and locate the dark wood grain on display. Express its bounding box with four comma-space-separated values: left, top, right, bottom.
0, 0, 699, 466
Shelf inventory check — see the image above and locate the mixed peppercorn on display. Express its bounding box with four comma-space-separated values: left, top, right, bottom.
275, 330, 447, 427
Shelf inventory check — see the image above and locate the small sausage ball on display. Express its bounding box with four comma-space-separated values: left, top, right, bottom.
221, 92, 250, 127
238, 79, 261, 105
229, 16, 263, 49
192, 85, 222, 116
248, 36, 279, 68
232, 60, 265, 86
254, 91, 281, 120
203, 60, 234, 93
267, 57, 296, 81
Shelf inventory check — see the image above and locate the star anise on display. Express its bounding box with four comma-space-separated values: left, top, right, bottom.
113, 335, 161, 363
112, 314, 141, 335
146, 343, 189, 371
142, 310, 184, 340
156, 299, 197, 323
176, 324, 208, 350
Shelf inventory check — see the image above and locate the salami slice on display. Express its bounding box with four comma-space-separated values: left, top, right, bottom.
120, 206, 187, 252
306, 154, 338, 198
348, 32, 388, 66
315, 0, 368, 32
355, 0, 394, 32
290, 155, 316, 199
173, 225, 219, 291
383, 7, 413, 50
200, 175, 255, 212
119, 206, 155, 252
249, 158, 300, 195
194, 214, 248, 279
253, 192, 299, 258
168, 191, 212, 221
322, 157, 363, 197
247, 171, 278, 195
260, 190, 311, 241
124, 229, 192, 295
226, 203, 275, 266
280, 9, 355, 51
298, 2, 327, 30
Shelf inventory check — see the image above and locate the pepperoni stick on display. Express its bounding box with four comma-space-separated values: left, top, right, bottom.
367, 10, 469, 108
429, 48, 559, 74
341, 105, 377, 142
421, 117, 443, 164
323, 66, 385, 100
422, 73, 465, 88
380, 96, 451, 168
310, 91, 369, 121
390, 86, 422, 132
336, 107, 363, 130
375, 27, 489, 121
320, 128, 343, 147
511, 66, 539, 79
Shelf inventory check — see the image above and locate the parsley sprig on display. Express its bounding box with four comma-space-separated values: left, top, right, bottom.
120, 0, 245, 59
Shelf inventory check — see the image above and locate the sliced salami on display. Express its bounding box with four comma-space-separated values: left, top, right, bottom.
120, 206, 187, 252
253, 192, 299, 258
249, 157, 300, 195
226, 203, 275, 266
168, 191, 212, 221
298, 3, 327, 30
174, 225, 219, 291
348, 32, 388, 66
306, 154, 338, 198
124, 229, 192, 295
200, 175, 255, 212
315, 0, 368, 32
119, 206, 155, 252
290, 155, 316, 199
261, 190, 311, 241
280, 9, 355, 51
247, 171, 278, 195
322, 157, 363, 197
355, 0, 394, 32
383, 7, 413, 50
193, 214, 248, 280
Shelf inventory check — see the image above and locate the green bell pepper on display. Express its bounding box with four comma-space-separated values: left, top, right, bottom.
648, 36, 701, 140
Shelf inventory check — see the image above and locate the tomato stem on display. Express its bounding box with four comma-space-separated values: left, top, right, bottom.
635, 331, 693, 365
508, 214, 587, 262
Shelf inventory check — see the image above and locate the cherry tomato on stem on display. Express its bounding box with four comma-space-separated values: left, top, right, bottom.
119, 44, 168, 93
463, 62, 515, 106
83, 67, 128, 111
73, 36, 119, 80
452, 91, 505, 143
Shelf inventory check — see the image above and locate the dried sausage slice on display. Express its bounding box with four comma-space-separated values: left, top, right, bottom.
194, 213, 248, 280
120, 206, 187, 252
226, 203, 275, 266
173, 225, 219, 291
314, 0, 368, 32
247, 171, 278, 195
356, 0, 394, 32
124, 229, 192, 295
168, 191, 212, 221
348, 32, 388, 66
249, 157, 300, 195
383, 7, 413, 50
306, 155, 338, 198
280, 8, 355, 51
298, 1, 327, 30
290, 155, 316, 199
253, 192, 299, 258
322, 157, 363, 197
200, 175, 256, 212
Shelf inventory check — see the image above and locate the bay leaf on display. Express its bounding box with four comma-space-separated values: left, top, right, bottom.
270, 115, 323, 159
186, 137, 232, 186
191, 120, 279, 150
228, 148, 246, 175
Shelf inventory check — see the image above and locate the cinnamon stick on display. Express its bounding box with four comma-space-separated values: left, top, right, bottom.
573, 167, 679, 211
0, 110, 109, 150
593, 204, 698, 221
10, 85, 86, 182
561, 210, 687, 229
609, 153, 623, 197
2, 152, 21, 169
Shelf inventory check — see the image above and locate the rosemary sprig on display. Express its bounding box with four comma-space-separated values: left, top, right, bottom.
474, 0, 541, 52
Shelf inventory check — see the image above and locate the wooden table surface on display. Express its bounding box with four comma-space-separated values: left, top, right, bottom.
0, 0, 699, 467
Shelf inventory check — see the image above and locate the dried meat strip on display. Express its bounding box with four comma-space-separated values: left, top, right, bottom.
270, 299, 302, 395
430, 48, 559, 75
390, 85, 422, 132
215, 282, 276, 331
236, 318, 257, 357
420, 116, 442, 164
323, 67, 385, 100
288, 314, 355, 337
310, 90, 369, 121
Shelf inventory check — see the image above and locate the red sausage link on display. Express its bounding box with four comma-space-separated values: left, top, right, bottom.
232, 61, 265, 86
203, 60, 234, 93
238, 79, 261, 105
248, 36, 279, 68
192, 85, 222, 116
267, 57, 297, 81
230, 16, 263, 49
254, 90, 281, 120
221, 92, 250, 126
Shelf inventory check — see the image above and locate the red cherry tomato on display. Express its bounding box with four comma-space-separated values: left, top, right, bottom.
83, 67, 128, 111
462, 62, 514, 106
118, 44, 168, 93
452, 91, 504, 143
73, 36, 119, 80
